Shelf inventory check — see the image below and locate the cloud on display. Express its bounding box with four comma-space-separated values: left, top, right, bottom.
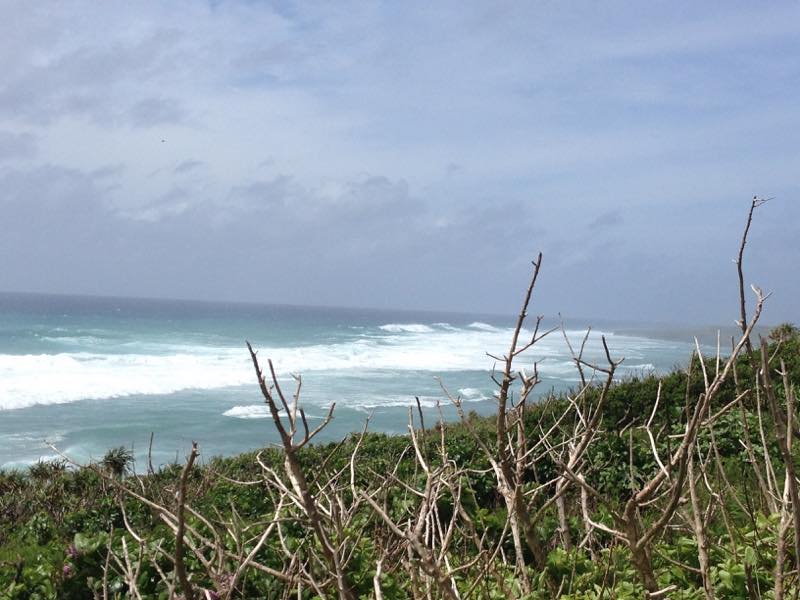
0, 21, 188, 125
588, 211, 623, 229
0, 131, 37, 161
123, 187, 192, 222
0, 2, 797, 323
226, 176, 296, 215
128, 97, 186, 127
174, 159, 204, 174
0, 164, 116, 214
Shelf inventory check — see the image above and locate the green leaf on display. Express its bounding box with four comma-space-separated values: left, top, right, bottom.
743, 546, 757, 567
73, 532, 106, 554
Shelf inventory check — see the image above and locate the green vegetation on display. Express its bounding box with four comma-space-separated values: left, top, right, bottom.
0, 324, 797, 599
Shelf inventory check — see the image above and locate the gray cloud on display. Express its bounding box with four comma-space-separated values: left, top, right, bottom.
226, 176, 297, 215
0, 131, 37, 161
0, 22, 187, 125
128, 97, 186, 128
0, 2, 797, 325
588, 211, 623, 229
174, 159, 204, 174
124, 187, 192, 222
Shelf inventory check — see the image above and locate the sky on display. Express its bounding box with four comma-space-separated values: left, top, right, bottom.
0, 1, 798, 325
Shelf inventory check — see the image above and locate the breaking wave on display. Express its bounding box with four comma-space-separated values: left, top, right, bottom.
0, 351, 252, 410
468, 322, 499, 332
0, 321, 677, 411
223, 405, 270, 419
378, 323, 435, 333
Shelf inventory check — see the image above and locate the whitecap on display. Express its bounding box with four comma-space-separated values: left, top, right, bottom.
0, 326, 689, 411
223, 405, 270, 419
223, 405, 326, 420
378, 323, 434, 333
468, 322, 499, 332
0, 350, 253, 410
352, 392, 491, 410
358, 395, 441, 409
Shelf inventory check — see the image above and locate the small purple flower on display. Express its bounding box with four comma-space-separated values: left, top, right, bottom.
66, 544, 79, 559
62, 564, 73, 578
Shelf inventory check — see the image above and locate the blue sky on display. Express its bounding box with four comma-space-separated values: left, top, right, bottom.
0, 1, 797, 324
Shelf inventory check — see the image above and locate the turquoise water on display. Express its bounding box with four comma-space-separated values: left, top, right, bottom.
0, 293, 696, 470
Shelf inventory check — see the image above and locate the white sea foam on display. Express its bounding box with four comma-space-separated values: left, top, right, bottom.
0, 431, 64, 445
223, 397, 448, 416
223, 405, 270, 419
356, 394, 474, 409
468, 322, 499, 331
621, 363, 656, 371
378, 323, 435, 333
222, 404, 331, 419
0, 350, 253, 410
0, 324, 681, 411
360, 396, 439, 409
40, 335, 106, 345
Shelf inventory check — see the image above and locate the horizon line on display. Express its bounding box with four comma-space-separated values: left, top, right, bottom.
0, 288, 782, 332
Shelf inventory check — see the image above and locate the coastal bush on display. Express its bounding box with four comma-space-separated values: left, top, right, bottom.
100, 447, 134, 478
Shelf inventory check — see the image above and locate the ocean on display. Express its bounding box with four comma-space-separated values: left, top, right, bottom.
0, 292, 698, 470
